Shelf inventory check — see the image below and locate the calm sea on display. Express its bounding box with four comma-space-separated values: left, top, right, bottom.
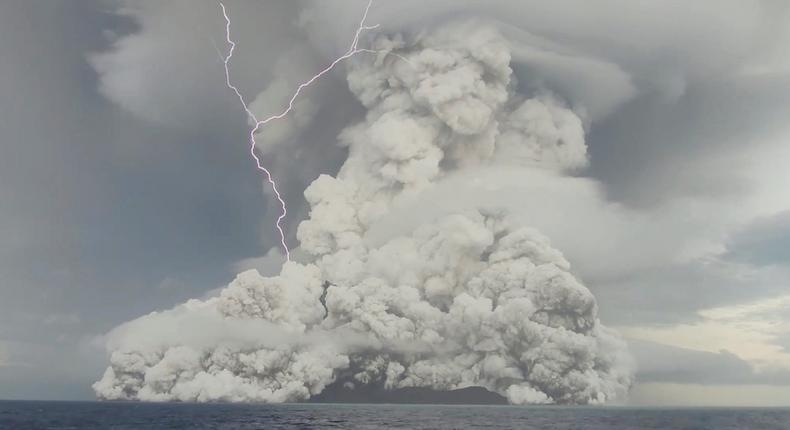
1, 401, 789, 429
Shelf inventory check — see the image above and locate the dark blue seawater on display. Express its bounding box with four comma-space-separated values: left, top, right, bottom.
1, 401, 790, 430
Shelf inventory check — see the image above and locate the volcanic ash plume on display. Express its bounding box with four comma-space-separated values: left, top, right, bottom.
94, 21, 633, 405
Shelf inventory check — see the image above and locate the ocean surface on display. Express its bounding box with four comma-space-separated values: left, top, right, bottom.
1, 401, 790, 429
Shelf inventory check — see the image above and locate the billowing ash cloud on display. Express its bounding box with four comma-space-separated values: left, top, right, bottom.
94, 20, 633, 405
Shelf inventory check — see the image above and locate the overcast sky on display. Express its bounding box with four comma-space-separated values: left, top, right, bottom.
1, 0, 790, 406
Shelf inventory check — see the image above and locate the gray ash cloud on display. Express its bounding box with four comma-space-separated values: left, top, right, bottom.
94, 20, 632, 405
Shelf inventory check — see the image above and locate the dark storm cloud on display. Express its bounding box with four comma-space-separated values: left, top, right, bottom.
0, 1, 282, 399
587, 75, 790, 208
726, 210, 790, 266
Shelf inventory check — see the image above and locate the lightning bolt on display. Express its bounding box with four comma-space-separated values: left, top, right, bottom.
219, 0, 381, 262
220, 1, 417, 262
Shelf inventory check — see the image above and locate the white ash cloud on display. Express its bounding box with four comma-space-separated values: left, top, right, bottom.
94, 20, 633, 405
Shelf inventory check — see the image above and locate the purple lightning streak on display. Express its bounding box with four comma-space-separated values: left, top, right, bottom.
219, 0, 379, 262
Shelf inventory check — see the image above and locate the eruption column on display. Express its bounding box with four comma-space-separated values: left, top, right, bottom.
219, 0, 379, 261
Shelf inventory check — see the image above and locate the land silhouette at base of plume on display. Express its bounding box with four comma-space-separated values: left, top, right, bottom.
309, 383, 507, 405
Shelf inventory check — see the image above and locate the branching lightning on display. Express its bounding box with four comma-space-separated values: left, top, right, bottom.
219, 0, 380, 262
